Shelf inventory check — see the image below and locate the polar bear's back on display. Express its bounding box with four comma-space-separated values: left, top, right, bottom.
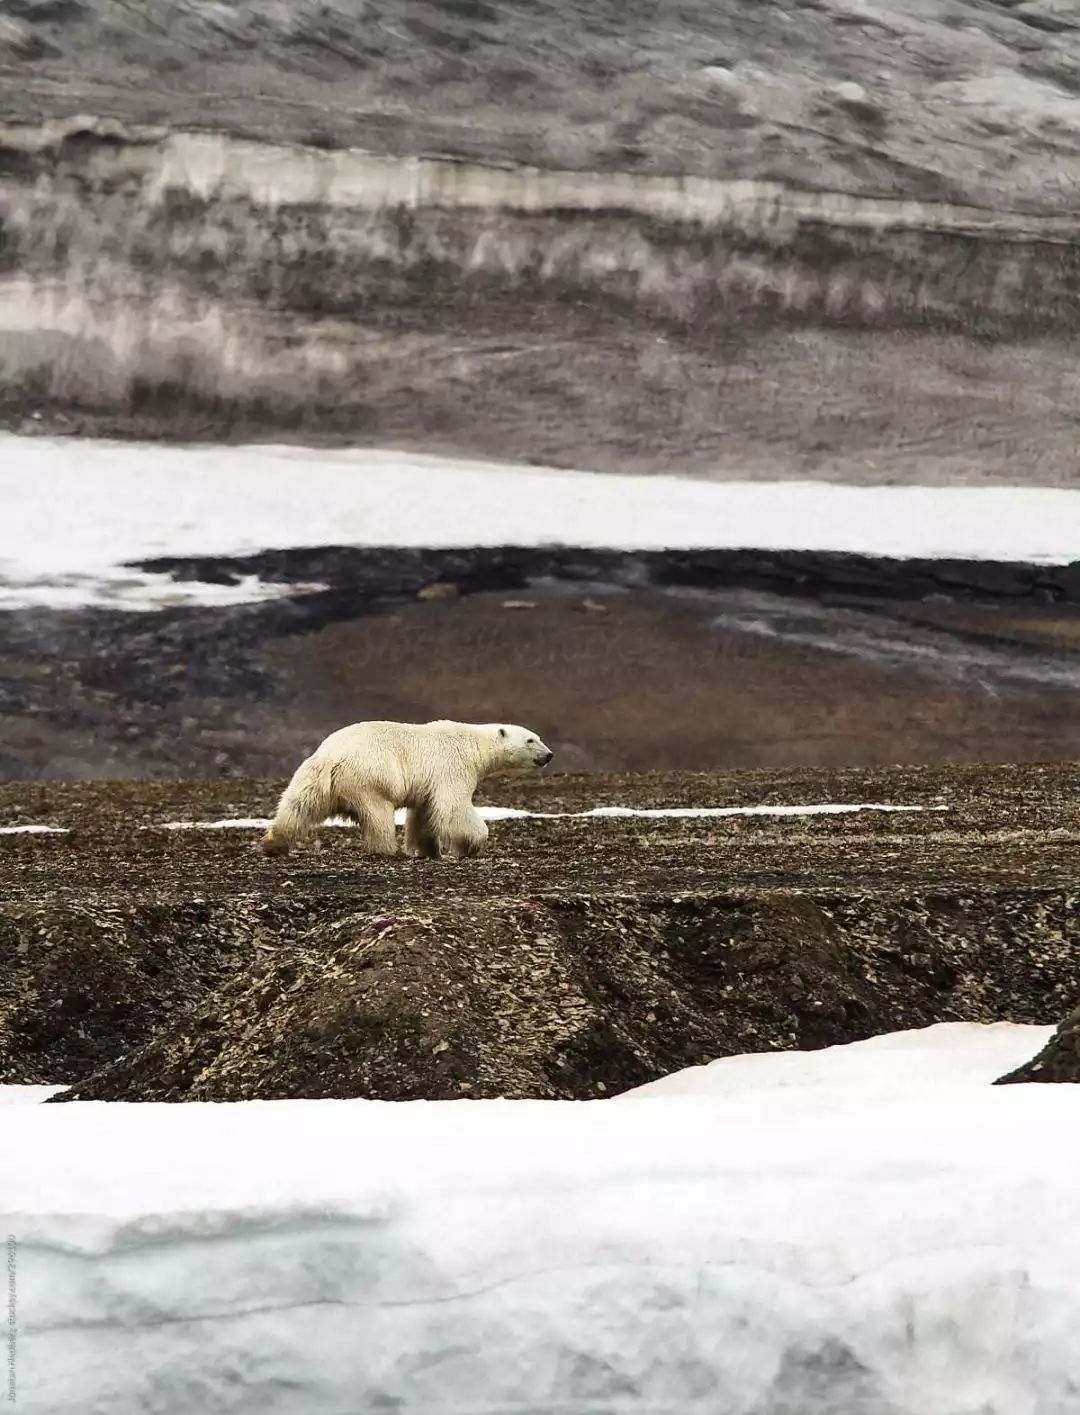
315, 720, 421, 759
311, 719, 486, 803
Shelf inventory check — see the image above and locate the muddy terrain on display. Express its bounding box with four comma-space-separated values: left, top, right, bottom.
2, 763, 1076, 1100
6, 546, 1080, 781
4, 1, 1080, 477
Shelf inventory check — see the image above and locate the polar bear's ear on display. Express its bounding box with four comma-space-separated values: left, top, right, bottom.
498, 727, 507, 738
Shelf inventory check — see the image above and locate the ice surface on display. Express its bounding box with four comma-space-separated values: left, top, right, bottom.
5, 435, 1080, 608
5, 1023, 1077, 1415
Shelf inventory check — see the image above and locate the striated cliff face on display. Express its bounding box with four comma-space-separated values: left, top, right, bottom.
6, 0, 1080, 202
3, 0, 1080, 477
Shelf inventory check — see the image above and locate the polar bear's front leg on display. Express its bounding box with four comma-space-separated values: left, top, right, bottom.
443, 804, 489, 860
422, 794, 489, 860
446, 829, 488, 860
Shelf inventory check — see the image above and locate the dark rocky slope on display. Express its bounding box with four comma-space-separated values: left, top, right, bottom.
996, 1001, 1080, 1082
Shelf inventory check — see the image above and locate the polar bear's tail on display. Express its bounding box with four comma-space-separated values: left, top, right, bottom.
261, 754, 332, 857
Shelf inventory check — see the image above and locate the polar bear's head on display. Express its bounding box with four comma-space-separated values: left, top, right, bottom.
490, 723, 554, 770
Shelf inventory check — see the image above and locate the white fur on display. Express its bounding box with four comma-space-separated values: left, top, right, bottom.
261, 720, 553, 860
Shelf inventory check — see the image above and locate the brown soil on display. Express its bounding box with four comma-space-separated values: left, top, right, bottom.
269, 587, 1080, 773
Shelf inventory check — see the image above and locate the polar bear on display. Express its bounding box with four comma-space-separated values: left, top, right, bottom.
261, 719, 554, 860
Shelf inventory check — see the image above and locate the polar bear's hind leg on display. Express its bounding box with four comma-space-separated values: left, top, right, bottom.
262, 755, 332, 856
345, 794, 398, 857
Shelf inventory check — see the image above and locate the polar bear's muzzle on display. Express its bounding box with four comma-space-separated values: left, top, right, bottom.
534, 749, 554, 768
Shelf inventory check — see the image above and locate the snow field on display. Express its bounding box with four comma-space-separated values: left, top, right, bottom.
3, 1023, 1076, 1415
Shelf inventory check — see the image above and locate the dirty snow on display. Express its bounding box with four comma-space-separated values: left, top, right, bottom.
4, 1022, 1075, 1415
4, 435, 1080, 608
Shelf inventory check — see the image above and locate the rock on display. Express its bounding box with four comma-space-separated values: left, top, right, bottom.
829, 81, 869, 105
580, 597, 610, 613
501, 599, 537, 610
417, 581, 460, 602
1015, 2, 1080, 34
0, 15, 49, 56
995, 1004, 1080, 1084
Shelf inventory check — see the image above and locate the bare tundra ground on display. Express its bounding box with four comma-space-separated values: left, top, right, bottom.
2, 763, 1078, 1099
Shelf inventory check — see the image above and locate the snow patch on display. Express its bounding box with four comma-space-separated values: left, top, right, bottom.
0, 569, 326, 612
157, 801, 945, 830
572, 801, 945, 819
621, 1020, 1055, 1103
2, 803, 946, 838
0, 1084, 66, 1105
4, 435, 1080, 609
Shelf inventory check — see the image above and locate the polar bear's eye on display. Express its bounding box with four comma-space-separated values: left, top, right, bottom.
498, 727, 507, 738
